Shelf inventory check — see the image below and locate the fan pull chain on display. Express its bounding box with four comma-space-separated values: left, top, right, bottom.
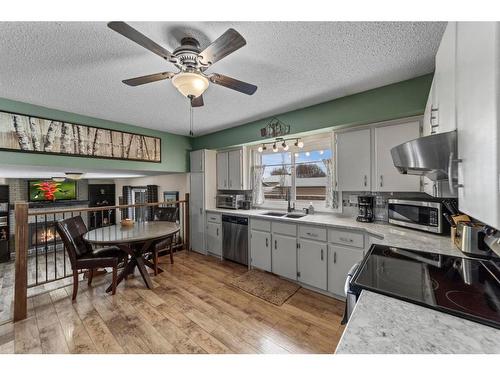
189, 103, 194, 137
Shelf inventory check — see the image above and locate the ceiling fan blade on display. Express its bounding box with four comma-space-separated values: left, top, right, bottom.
209, 74, 257, 95
191, 95, 204, 107
122, 72, 175, 86
108, 21, 172, 60
199, 29, 246, 66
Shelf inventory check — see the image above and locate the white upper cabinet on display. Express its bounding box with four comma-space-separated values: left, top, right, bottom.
190, 149, 204, 172
337, 128, 371, 191
337, 121, 421, 194
423, 79, 436, 136
216, 147, 249, 190
433, 22, 457, 134
374, 121, 421, 192
216, 152, 228, 190
228, 149, 243, 190
456, 22, 500, 229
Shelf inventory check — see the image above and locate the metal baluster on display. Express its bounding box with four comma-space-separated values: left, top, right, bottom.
44, 214, 48, 282
101, 209, 104, 228
63, 212, 66, 276
53, 213, 57, 280
35, 215, 38, 285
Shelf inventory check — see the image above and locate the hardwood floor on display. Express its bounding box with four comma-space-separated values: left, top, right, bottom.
0, 251, 84, 324
0, 250, 346, 354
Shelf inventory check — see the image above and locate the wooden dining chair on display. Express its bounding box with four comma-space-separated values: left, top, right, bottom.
56, 216, 126, 301
151, 206, 179, 274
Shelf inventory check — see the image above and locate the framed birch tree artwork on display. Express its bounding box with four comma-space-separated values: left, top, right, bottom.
0, 110, 161, 162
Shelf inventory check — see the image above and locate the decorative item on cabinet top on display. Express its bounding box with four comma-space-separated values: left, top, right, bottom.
0, 110, 161, 162
260, 117, 290, 138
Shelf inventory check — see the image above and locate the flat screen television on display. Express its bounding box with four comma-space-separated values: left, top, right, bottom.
28, 180, 77, 202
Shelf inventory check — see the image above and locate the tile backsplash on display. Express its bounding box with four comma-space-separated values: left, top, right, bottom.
341, 191, 430, 222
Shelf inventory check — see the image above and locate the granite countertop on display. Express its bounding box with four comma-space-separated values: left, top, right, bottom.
206, 208, 461, 256
335, 290, 500, 354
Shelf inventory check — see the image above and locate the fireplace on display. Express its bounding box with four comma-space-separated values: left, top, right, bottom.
28, 221, 62, 250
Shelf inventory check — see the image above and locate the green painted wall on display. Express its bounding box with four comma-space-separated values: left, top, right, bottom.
192, 74, 433, 150
0, 97, 191, 173
0, 73, 432, 173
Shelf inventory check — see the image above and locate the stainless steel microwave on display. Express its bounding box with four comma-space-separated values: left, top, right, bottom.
388, 199, 444, 234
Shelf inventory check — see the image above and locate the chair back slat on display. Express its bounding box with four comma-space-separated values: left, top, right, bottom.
154, 207, 179, 222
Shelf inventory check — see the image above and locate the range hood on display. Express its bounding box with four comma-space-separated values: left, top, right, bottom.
391, 130, 457, 181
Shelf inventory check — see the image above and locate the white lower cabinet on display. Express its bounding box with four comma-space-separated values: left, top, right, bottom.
297, 239, 327, 290
250, 229, 271, 272
271, 233, 297, 280
206, 221, 222, 256
328, 244, 364, 297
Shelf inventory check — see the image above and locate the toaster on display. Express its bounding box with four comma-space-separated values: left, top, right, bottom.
454, 222, 489, 258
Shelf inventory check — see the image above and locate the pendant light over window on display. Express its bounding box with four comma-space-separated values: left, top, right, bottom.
257, 137, 304, 153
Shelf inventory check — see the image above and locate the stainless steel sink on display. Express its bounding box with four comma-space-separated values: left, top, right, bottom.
285, 213, 307, 219
261, 211, 287, 217
260, 211, 307, 219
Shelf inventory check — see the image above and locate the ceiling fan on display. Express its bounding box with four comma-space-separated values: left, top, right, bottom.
108, 22, 257, 107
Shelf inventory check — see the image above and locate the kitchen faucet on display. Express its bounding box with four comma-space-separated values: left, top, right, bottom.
287, 187, 295, 213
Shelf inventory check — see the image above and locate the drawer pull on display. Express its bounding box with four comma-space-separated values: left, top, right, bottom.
306, 232, 318, 237
339, 237, 354, 243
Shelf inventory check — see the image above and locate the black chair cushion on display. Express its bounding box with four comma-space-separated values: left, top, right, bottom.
76, 246, 125, 269
92, 246, 125, 259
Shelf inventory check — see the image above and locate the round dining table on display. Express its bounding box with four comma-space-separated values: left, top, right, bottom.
84, 221, 180, 292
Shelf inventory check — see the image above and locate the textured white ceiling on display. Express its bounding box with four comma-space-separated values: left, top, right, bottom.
0, 22, 445, 136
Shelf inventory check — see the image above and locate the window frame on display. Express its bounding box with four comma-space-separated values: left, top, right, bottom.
254, 132, 337, 212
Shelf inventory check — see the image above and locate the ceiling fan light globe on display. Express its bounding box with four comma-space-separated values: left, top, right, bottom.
171, 72, 209, 98
65, 172, 84, 180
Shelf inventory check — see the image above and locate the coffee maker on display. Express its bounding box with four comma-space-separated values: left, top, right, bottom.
357, 196, 374, 223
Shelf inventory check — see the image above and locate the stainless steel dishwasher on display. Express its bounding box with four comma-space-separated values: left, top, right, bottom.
222, 215, 248, 265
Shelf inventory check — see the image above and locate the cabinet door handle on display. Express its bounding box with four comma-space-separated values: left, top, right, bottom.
216, 228, 219, 236
224, 179, 227, 187
321, 249, 324, 261
274, 239, 277, 249
364, 175, 367, 187
265, 237, 268, 247
334, 251, 337, 264
448, 152, 464, 195
380, 175, 383, 188
199, 208, 202, 215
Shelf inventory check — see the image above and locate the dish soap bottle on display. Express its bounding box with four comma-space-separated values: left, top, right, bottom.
308, 202, 314, 215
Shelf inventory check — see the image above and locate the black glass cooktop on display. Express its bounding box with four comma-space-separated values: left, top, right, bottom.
352, 244, 500, 329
